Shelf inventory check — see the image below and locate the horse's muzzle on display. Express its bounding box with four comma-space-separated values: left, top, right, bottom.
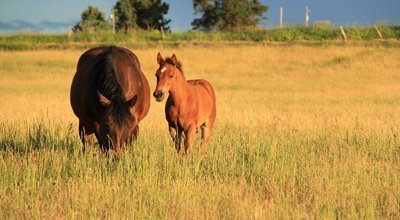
153, 90, 164, 102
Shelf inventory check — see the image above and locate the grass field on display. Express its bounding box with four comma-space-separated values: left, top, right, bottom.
1, 26, 400, 50
0, 44, 399, 218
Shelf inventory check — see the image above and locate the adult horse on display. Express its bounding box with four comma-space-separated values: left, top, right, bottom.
70, 46, 150, 156
153, 53, 216, 156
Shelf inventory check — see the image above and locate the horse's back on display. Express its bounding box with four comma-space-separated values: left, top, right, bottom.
188, 79, 215, 100
70, 46, 150, 124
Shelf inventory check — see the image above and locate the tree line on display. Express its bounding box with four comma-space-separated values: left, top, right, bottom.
73, 0, 268, 33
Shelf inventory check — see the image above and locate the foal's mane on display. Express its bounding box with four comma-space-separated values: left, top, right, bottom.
94, 46, 133, 127
165, 57, 184, 76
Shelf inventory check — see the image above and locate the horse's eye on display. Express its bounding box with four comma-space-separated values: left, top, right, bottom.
169, 74, 173, 78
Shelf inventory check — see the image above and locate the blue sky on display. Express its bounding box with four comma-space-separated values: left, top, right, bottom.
0, 0, 399, 33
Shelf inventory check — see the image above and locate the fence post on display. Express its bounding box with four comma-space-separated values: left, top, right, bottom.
305, 5, 309, 27
280, 6, 283, 28
68, 28, 73, 41
111, 8, 116, 34
374, 25, 383, 40
160, 26, 165, 40
340, 26, 347, 41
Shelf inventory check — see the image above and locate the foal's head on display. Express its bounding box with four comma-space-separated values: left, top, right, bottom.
153, 53, 183, 102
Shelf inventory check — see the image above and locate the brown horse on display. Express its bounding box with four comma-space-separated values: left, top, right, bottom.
70, 46, 150, 155
153, 53, 216, 156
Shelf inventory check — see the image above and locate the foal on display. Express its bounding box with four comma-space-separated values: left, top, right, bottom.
153, 53, 216, 156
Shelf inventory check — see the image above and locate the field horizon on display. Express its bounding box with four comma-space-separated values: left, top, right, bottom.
0, 44, 399, 218
1, 25, 400, 51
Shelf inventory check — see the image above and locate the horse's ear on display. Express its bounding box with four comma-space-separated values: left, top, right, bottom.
98, 91, 111, 106
157, 52, 164, 65
171, 54, 177, 65
127, 95, 137, 107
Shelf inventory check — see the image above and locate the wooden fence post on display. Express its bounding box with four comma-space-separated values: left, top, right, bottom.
305, 5, 309, 27
111, 8, 116, 34
68, 28, 73, 41
374, 25, 383, 40
160, 26, 165, 40
340, 26, 347, 41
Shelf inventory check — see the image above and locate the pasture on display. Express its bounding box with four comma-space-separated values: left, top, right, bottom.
0, 44, 399, 218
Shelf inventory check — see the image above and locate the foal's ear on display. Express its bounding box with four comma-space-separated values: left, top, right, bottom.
127, 95, 137, 107
98, 91, 111, 106
171, 54, 177, 65
157, 52, 164, 65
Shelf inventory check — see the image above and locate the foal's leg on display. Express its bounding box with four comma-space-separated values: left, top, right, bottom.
79, 121, 94, 150
177, 129, 184, 155
184, 125, 196, 156
200, 118, 215, 156
200, 124, 211, 156
169, 126, 179, 152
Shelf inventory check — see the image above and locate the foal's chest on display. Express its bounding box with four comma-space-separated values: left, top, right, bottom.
166, 104, 197, 129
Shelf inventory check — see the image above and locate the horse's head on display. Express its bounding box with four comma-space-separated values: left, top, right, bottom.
97, 91, 138, 151
153, 52, 179, 102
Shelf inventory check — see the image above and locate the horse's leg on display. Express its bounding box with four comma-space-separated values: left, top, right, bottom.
131, 124, 139, 141
184, 124, 196, 156
200, 123, 210, 156
200, 117, 215, 156
79, 121, 94, 151
112, 140, 121, 159
169, 125, 179, 152
177, 127, 184, 156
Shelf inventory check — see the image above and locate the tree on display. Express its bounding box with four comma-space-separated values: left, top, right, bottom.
191, 0, 268, 31
114, 0, 171, 32
133, 0, 170, 30
73, 6, 111, 33
114, 0, 136, 33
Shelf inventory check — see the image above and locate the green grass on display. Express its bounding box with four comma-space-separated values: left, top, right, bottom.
1, 26, 400, 50
0, 118, 399, 218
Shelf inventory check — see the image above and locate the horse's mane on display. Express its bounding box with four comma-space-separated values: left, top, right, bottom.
165, 57, 184, 76
94, 46, 133, 127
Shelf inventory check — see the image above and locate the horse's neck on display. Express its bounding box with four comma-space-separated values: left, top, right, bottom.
169, 72, 190, 106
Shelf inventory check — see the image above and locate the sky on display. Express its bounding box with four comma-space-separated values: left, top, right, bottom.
0, 0, 399, 33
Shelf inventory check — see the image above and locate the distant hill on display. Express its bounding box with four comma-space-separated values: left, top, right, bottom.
0, 20, 75, 33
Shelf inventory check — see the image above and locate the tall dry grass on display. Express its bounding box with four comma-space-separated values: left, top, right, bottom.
0, 44, 399, 218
